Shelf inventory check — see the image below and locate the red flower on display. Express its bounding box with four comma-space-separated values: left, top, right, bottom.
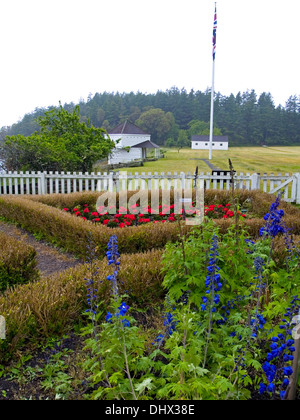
63, 208, 69, 211
92, 211, 99, 217
168, 216, 175, 222
119, 222, 125, 228
75, 211, 81, 216
83, 207, 89, 213
139, 218, 150, 223
125, 221, 131, 226
81, 217, 87, 220
102, 219, 109, 225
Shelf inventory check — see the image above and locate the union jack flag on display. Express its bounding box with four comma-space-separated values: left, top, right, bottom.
212, 4, 217, 60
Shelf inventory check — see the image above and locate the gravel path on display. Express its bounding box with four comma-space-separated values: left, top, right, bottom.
0, 221, 83, 277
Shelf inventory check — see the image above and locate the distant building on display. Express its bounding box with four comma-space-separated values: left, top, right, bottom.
191, 135, 229, 150
107, 120, 160, 165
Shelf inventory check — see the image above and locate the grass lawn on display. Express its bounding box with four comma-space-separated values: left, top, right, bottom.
111, 146, 300, 174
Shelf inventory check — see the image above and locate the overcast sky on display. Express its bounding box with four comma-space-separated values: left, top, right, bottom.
0, 0, 299, 128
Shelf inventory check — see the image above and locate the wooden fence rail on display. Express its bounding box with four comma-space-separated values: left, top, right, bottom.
0, 170, 299, 204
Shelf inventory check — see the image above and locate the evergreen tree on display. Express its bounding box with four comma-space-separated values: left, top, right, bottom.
2, 89, 300, 147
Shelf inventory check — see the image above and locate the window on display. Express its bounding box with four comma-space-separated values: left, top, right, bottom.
205, 143, 208, 146
212, 143, 215, 146
220, 143, 223, 146
195, 142, 198, 145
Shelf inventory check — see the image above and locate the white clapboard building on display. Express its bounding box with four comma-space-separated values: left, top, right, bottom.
191, 135, 229, 150
107, 121, 160, 165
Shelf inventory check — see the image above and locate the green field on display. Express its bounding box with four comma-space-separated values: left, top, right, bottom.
111, 146, 300, 175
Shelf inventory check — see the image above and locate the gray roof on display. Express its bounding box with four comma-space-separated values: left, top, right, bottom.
191, 135, 229, 143
108, 120, 149, 135
131, 140, 159, 149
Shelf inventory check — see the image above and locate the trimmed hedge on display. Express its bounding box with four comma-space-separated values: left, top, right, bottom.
0, 196, 189, 259
0, 232, 39, 292
0, 248, 164, 360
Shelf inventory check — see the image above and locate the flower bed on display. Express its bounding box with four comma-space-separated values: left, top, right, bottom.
62, 202, 246, 228
0, 196, 189, 258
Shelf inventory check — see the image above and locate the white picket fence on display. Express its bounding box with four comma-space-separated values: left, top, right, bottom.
0, 170, 299, 204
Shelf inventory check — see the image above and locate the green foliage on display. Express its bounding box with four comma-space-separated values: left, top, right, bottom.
3, 89, 299, 147
41, 349, 73, 399
135, 108, 176, 145
82, 299, 153, 400
188, 120, 222, 136
1, 103, 115, 172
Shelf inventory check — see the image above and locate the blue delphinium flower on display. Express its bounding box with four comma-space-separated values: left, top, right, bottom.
250, 313, 266, 338
259, 382, 267, 395
245, 238, 255, 254
105, 235, 130, 327
152, 298, 177, 346
259, 296, 300, 399
201, 234, 222, 312
260, 195, 286, 238
106, 301, 130, 327
106, 234, 121, 299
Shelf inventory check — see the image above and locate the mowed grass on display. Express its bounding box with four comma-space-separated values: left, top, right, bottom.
117, 146, 300, 174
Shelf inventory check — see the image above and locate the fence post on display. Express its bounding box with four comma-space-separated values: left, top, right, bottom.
108, 172, 114, 192
296, 173, 300, 205
286, 308, 300, 400
41, 171, 47, 194
251, 173, 260, 190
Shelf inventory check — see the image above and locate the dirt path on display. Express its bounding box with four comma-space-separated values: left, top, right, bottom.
0, 221, 83, 277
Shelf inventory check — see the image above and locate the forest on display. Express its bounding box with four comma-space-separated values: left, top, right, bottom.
1, 87, 300, 147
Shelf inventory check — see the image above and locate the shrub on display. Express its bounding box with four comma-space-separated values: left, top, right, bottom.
0, 232, 39, 292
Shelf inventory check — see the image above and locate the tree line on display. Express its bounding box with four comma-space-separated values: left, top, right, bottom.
1, 87, 300, 149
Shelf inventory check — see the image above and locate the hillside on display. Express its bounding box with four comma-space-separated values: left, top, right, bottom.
1, 88, 300, 147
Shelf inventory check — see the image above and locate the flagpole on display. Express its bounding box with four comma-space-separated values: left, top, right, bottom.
209, 2, 217, 161
209, 58, 215, 160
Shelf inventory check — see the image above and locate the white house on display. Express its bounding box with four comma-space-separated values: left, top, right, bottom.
107, 121, 160, 165
191, 135, 229, 150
